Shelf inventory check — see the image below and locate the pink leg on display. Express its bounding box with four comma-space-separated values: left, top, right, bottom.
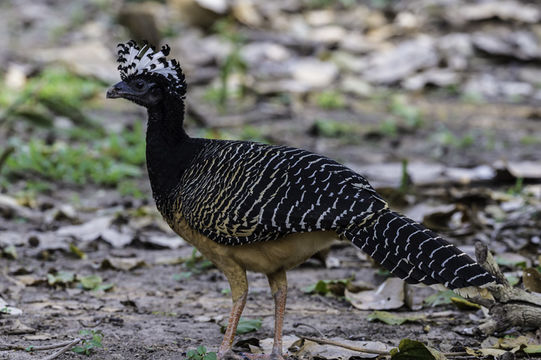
239, 271, 287, 360
218, 291, 248, 359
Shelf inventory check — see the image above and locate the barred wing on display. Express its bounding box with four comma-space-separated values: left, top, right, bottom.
179, 141, 388, 245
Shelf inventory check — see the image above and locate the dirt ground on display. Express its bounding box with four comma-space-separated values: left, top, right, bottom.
1, 238, 493, 360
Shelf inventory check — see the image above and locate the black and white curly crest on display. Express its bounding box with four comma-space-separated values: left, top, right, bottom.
116, 40, 186, 98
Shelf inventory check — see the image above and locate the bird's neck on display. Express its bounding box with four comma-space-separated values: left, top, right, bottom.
145, 97, 201, 204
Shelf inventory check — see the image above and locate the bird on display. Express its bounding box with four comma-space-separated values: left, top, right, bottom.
106, 41, 496, 360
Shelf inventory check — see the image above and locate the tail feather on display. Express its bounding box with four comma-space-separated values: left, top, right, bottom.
344, 210, 496, 289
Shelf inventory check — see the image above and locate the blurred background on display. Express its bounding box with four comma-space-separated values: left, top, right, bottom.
0, 0, 540, 357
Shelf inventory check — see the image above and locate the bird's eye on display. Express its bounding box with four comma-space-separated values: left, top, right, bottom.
134, 80, 145, 89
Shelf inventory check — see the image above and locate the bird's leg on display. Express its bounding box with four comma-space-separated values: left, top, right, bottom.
232, 271, 287, 360
218, 291, 247, 357
267, 270, 287, 360
217, 266, 248, 360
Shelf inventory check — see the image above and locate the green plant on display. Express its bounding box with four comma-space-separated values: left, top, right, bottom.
47, 271, 76, 287
220, 318, 262, 335
72, 329, 104, 356
399, 159, 411, 194
78, 274, 114, 292
433, 129, 475, 148
239, 125, 268, 143
379, 118, 398, 137
175, 249, 215, 280
388, 95, 423, 129
461, 91, 484, 104
312, 118, 357, 138
507, 177, 524, 196
209, 18, 247, 108
117, 180, 145, 199
314, 90, 346, 109
0, 67, 104, 131
520, 135, 541, 146
303, 278, 352, 297
2, 120, 147, 193
3, 139, 141, 186
185, 345, 217, 360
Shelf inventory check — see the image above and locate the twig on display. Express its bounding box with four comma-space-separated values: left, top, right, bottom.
296, 335, 472, 358
292, 323, 326, 338
0, 338, 79, 351
295, 334, 389, 355
42, 338, 81, 360
78, 318, 103, 328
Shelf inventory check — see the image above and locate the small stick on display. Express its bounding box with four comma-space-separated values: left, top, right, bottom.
296, 334, 389, 355
0, 338, 80, 351
293, 323, 326, 338
41, 338, 81, 360
297, 335, 471, 358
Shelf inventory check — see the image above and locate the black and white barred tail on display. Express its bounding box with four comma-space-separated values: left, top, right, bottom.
344, 210, 496, 289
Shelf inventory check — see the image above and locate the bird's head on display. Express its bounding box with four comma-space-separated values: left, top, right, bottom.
106, 41, 186, 108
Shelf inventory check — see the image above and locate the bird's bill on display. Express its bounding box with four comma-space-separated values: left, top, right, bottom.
106, 81, 132, 99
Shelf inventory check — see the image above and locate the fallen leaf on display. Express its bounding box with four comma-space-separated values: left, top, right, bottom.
303, 278, 351, 296
236, 318, 262, 335
47, 271, 75, 286
101, 257, 147, 271
0, 297, 23, 316
423, 290, 455, 307
221, 317, 262, 335
495, 253, 531, 269
140, 234, 186, 249
14, 275, 42, 286
23, 333, 54, 341
56, 217, 112, 242
497, 335, 535, 351
346, 278, 405, 310
450, 297, 481, 310
465, 347, 506, 357
69, 243, 87, 259
391, 339, 447, 360
287, 337, 390, 359
0, 194, 39, 221
79, 275, 110, 291
2, 244, 17, 259
524, 344, 541, 354
1, 319, 35, 334
367, 311, 425, 325
100, 227, 134, 248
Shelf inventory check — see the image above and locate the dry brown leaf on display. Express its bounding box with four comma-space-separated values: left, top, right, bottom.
346, 278, 405, 310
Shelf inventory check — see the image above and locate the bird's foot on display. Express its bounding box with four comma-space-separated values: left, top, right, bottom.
218, 350, 285, 360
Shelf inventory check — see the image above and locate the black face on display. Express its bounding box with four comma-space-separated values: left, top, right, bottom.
106, 77, 164, 107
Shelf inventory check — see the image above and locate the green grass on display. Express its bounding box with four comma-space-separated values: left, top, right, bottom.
388, 95, 423, 129
0, 67, 105, 131
433, 128, 475, 148
2, 121, 146, 194
72, 329, 104, 356
314, 90, 346, 109
520, 135, 541, 146
207, 18, 247, 108
185, 346, 216, 360
312, 118, 357, 138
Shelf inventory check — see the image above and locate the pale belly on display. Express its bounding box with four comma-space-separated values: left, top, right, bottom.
167, 212, 338, 275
